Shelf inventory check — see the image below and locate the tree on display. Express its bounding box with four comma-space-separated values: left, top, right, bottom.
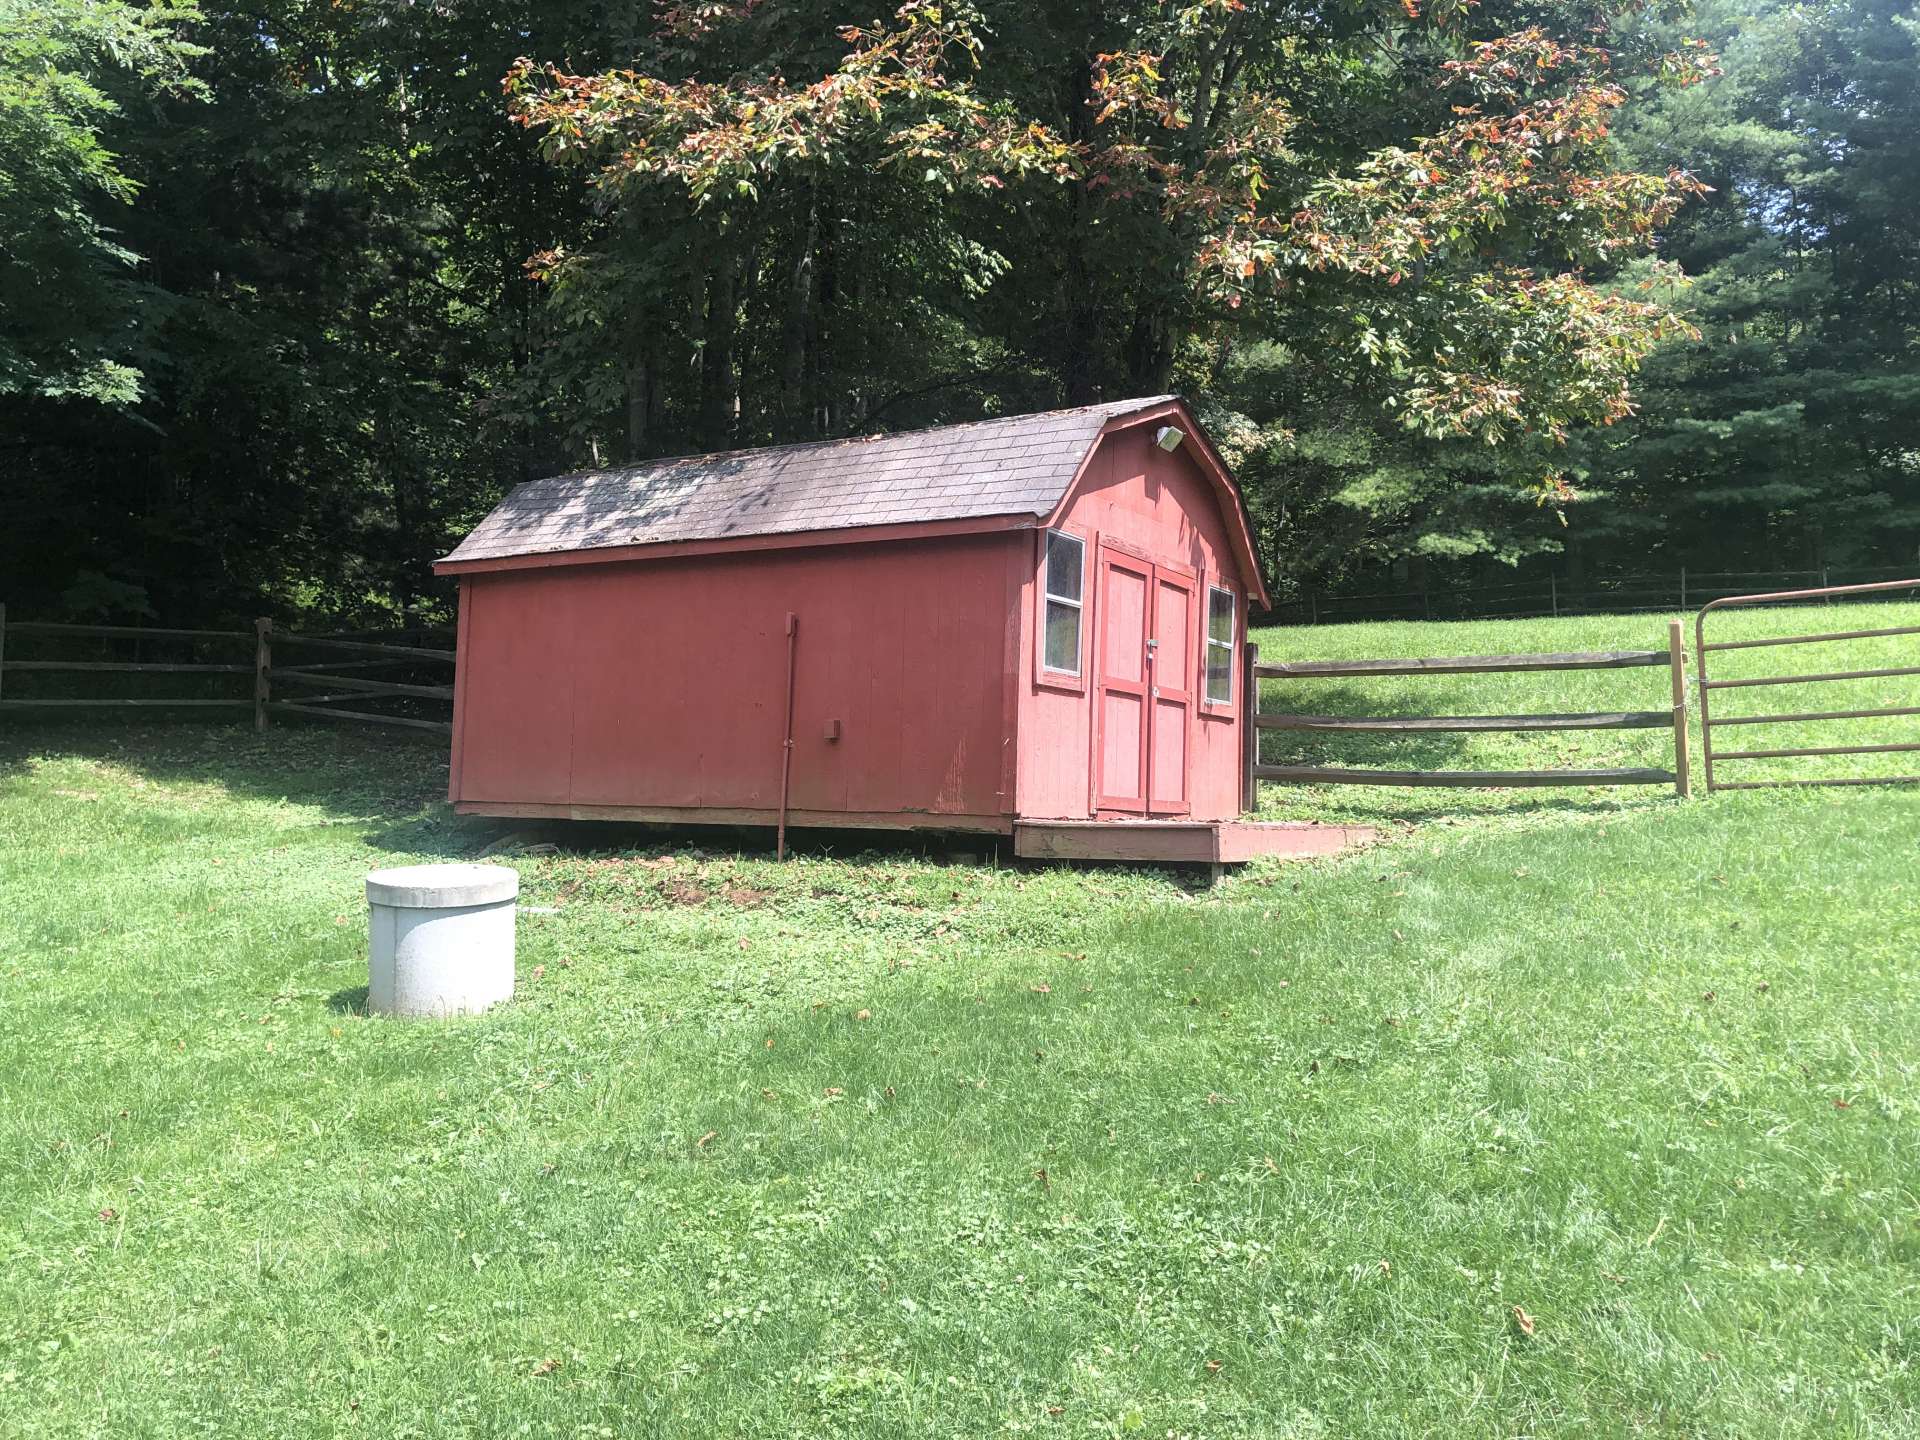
1577, 0, 1920, 574
0, 0, 202, 405
3, 0, 605, 619
506, 0, 1714, 585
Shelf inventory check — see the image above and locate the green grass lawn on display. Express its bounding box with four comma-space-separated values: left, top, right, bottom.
2, 608, 1917, 1437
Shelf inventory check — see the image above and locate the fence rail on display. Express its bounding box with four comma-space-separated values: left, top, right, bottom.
1243, 622, 1691, 799
1695, 578, 1920, 792
1269, 566, 1920, 627
1259, 649, 1665, 678
0, 606, 453, 737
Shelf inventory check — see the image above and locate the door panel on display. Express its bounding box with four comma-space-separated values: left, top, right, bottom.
1093, 546, 1195, 817
1095, 551, 1151, 812
1149, 569, 1194, 814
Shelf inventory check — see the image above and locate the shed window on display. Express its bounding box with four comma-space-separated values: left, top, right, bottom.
1204, 585, 1235, 704
1042, 530, 1085, 675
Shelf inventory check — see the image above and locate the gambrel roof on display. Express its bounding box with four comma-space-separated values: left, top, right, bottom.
436, 395, 1268, 605
441, 398, 1176, 565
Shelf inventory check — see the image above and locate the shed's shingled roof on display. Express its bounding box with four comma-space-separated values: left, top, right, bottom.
441, 397, 1177, 565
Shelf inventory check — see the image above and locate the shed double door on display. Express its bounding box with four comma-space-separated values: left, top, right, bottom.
1093, 546, 1194, 816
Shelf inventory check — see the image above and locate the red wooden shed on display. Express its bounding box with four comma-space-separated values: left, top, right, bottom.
435, 396, 1363, 863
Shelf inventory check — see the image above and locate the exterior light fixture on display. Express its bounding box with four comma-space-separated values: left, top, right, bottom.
1154, 426, 1186, 453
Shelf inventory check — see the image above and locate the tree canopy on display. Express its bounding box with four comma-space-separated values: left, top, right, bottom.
1, 0, 1913, 621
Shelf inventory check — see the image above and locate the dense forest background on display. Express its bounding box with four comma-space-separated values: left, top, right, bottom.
4, 0, 1916, 624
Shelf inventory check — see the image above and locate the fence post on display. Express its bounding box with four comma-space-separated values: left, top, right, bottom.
253, 617, 272, 731
1679, 567, 1687, 611
1668, 619, 1691, 798
1549, 575, 1558, 617
1241, 641, 1260, 815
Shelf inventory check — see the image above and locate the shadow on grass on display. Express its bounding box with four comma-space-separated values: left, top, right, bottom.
328, 986, 370, 1015
1257, 785, 1673, 827
0, 715, 1662, 866
0, 717, 505, 851
0, 718, 1024, 868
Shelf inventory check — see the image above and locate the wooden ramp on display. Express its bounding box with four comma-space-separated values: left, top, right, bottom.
1013, 818, 1375, 865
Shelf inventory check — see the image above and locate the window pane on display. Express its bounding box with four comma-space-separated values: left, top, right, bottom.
1045, 531, 1083, 603
1206, 644, 1232, 703
1208, 586, 1234, 644
1044, 599, 1081, 673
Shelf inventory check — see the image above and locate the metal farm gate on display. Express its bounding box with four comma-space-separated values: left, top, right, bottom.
1695, 578, 1920, 792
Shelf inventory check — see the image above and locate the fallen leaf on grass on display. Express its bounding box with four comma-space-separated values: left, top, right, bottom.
98, 1208, 116, 1223
696, 1131, 716, 1149
1512, 1305, 1537, 1338
855, 1009, 871, 1021
530, 965, 545, 981
531, 1357, 562, 1377
1205, 1359, 1222, 1374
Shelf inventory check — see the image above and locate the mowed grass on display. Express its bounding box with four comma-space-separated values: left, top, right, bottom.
1, 607, 1917, 1438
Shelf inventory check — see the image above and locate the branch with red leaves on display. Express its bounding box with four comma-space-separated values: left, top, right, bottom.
506, 4, 1719, 465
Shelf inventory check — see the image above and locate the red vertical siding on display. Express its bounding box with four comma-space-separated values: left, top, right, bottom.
451, 532, 1017, 824
1015, 421, 1252, 822
457, 569, 578, 804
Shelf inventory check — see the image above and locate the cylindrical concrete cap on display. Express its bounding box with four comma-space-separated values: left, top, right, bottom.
366, 863, 520, 1018
366, 863, 519, 909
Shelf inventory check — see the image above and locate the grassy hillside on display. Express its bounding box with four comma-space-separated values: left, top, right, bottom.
1, 608, 1916, 1438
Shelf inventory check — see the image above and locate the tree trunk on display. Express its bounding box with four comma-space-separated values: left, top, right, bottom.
1123, 307, 1176, 395
624, 350, 651, 460
1061, 52, 1101, 406
781, 200, 818, 434
698, 251, 738, 450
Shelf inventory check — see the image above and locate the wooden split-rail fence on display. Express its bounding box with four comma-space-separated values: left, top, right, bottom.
0, 607, 453, 736
1240, 620, 1692, 807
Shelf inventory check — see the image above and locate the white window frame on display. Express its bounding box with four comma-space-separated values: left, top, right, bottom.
1203, 582, 1236, 708
1040, 528, 1086, 680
